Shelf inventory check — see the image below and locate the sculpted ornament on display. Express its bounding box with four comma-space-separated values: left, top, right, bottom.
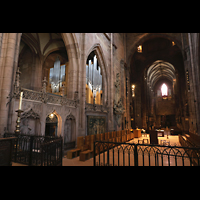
114, 73, 120, 95
21, 108, 40, 119
113, 98, 125, 127
113, 98, 125, 115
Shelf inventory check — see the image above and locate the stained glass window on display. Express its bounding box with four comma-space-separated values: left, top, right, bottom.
161, 83, 168, 96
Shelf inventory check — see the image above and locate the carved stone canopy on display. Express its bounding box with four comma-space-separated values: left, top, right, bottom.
66, 114, 75, 120
21, 109, 40, 119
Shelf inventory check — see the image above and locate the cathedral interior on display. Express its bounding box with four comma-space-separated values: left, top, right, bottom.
0, 33, 200, 150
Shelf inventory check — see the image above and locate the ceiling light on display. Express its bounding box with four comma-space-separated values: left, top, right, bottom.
49, 113, 54, 118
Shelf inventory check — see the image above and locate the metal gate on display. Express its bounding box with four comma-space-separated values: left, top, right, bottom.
41, 138, 63, 166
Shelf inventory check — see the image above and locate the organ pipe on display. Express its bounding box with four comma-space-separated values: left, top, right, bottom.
86, 54, 102, 97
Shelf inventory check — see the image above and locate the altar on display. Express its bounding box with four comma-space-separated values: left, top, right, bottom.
156, 129, 164, 137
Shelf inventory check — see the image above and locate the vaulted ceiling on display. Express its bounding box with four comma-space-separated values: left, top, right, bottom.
147, 60, 176, 88
20, 33, 65, 57
130, 36, 184, 90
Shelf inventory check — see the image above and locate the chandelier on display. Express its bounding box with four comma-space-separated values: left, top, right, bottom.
49, 57, 65, 93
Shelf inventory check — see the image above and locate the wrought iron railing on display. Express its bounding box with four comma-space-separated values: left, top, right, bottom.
41, 138, 63, 166
4, 133, 63, 166
93, 140, 200, 166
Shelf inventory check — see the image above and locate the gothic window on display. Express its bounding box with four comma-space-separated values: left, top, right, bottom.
137, 45, 142, 53
132, 84, 135, 97
86, 52, 102, 105
158, 83, 172, 98
161, 83, 168, 96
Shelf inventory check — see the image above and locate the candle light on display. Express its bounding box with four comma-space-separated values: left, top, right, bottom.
18, 91, 23, 110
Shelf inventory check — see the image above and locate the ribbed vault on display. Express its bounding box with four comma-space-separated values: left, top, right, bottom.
147, 60, 176, 88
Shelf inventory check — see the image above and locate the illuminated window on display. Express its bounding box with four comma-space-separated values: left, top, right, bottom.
137, 45, 142, 53
132, 84, 135, 97
161, 83, 168, 96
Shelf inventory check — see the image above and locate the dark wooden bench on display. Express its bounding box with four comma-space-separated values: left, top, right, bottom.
79, 150, 93, 161
67, 148, 81, 159
179, 134, 200, 166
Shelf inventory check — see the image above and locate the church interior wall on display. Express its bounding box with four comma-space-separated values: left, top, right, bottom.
1, 32, 200, 141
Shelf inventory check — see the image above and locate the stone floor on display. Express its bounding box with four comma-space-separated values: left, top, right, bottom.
12, 130, 185, 166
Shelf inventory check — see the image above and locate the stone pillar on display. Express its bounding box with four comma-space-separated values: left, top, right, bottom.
0, 33, 4, 93
40, 103, 47, 136
108, 33, 114, 131
78, 33, 86, 136
33, 55, 43, 91
188, 33, 200, 135
66, 44, 79, 99
0, 33, 18, 136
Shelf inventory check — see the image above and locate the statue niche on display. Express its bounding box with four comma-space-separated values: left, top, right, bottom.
64, 114, 76, 144
20, 109, 40, 135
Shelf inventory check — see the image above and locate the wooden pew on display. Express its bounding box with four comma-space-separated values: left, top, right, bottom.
67, 136, 83, 159
79, 150, 93, 161
90, 134, 96, 151
79, 135, 97, 161
104, 132, 108, 141
80, 129, 134, 160
108, 132, 112, 140
188, 132, 200, 146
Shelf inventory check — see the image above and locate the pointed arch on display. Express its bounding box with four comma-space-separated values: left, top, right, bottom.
61, 33, 80, 61
46, 109, 62, 137
65, 113, 76, 121
127, 33, 183, 67
61, 33, 80, 98
86, 43, 108, 105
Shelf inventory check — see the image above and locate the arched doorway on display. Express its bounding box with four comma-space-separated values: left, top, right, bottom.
45, 110, 62, 137
45, 113, 58, 137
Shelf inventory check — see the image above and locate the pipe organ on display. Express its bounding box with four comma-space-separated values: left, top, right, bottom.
86, 55, 102, 104
49, 57, 66, 93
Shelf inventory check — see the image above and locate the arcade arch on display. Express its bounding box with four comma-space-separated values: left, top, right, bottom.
18, 33, 79, 98
129, 36, 187, 131
86, 44, 108, 106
